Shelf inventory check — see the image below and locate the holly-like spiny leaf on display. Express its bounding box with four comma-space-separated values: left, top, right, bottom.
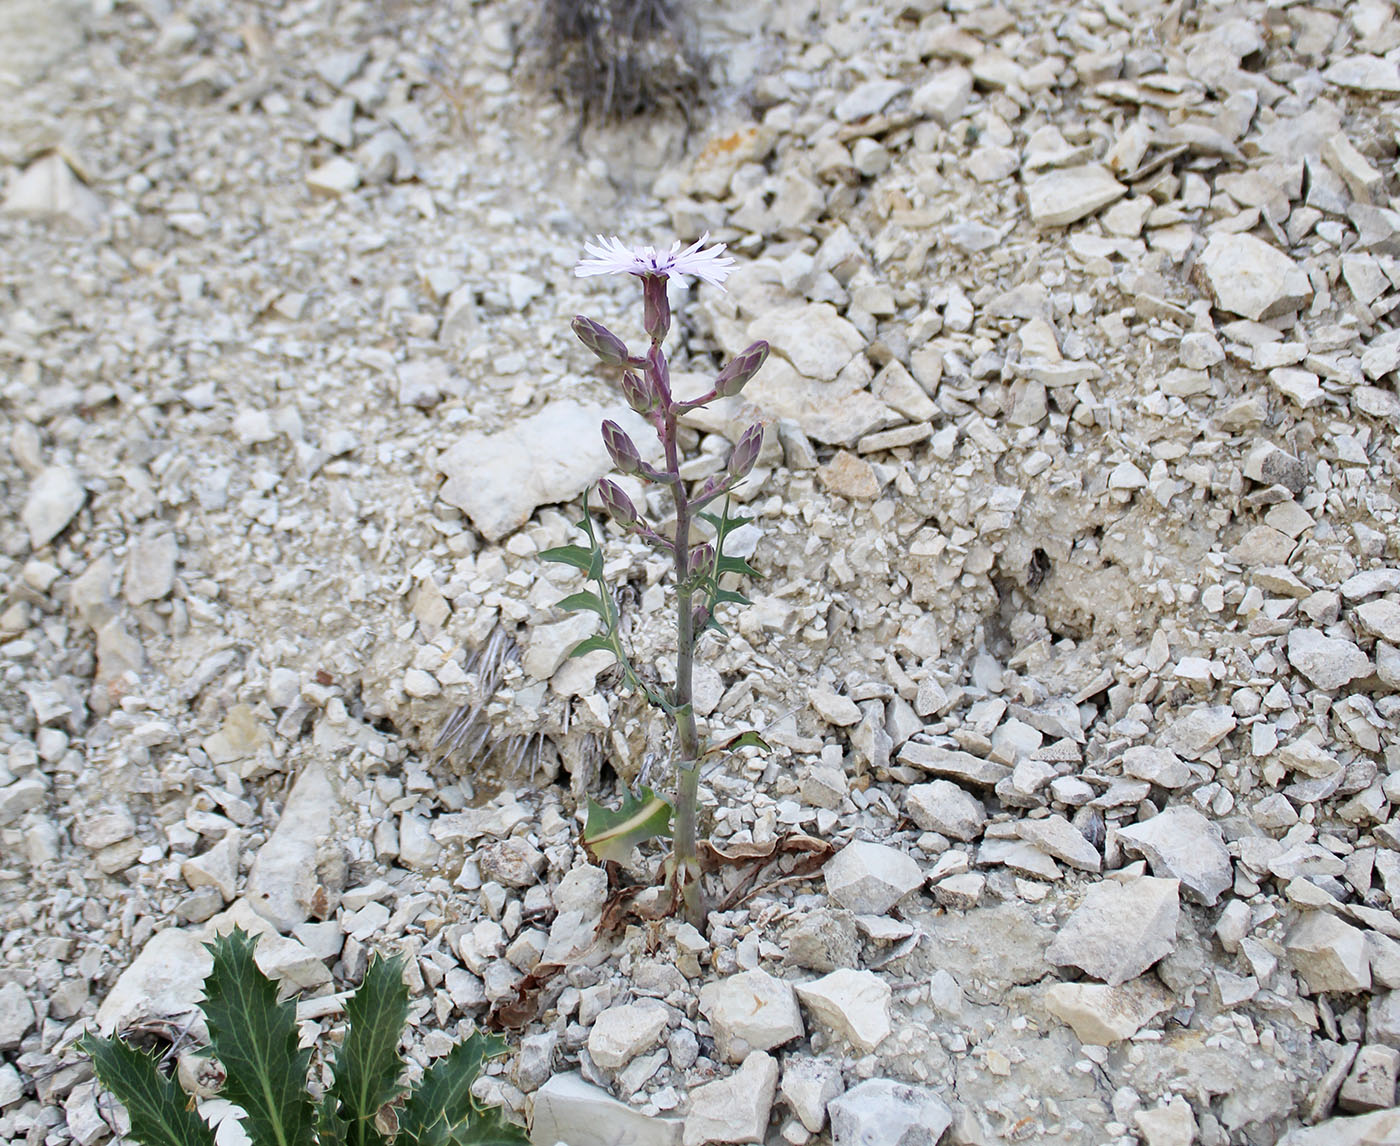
583, 787, 674, 864
396, 1032, 523, 1146
705, 730, 771, 757
79, 1033, 216, 1146
325, 953, 410, 1146
200, 927, 316, 1146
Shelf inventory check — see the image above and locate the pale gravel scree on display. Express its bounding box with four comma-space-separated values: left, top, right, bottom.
4, 0, 1400, 1143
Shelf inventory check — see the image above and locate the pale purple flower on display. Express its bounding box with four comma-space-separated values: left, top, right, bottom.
575, 233, 735, 290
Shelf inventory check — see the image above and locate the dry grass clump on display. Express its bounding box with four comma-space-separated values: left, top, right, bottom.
530, 0, 708, 124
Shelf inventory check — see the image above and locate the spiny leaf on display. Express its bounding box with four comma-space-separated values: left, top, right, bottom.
716, 555, 760, 578
707, 730, 771, 756
538, 545, 595, 572
554, 591, 611, 621
79, 1033, 216, 1146
201, 928, 316, 1146
714, 588, 752, 607
583, 787, 674, 864
326, 954, 410, 1146
568, 635, 617, 661
396, 1032, 523, 1146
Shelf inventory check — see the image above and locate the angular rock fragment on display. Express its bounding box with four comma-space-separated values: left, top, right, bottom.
530, 1072, 681, 1146
828, 1079, 952, 1146
795, 969, 891, 1053
1027, 164, 1126, 227
1117, 807, 1232, 905
1287, 629, 1373, 691
682, 1051, 778, 1146
1047, 877, 1180, 986
1286, 912, 1371, 995
1043, 977, 1174, 1045
823, 841, 924, 915
1198, 233, 1312, 321
698, 969, 803, 1062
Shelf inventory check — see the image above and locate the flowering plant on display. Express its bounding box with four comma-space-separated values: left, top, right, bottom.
543, 233, 770, 927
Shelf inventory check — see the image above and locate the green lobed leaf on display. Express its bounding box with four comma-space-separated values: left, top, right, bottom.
709, 730, 771, 755
537, 545, 594, 573
396, 1032, 524, 1146
78, 1033, 216, 1146
200, 927, 316, 1146
714, 589, 752, 607
583, 787, 674, 864
554, 591, 611, 622
326, 954, 410, 1146
715, 555, 760, 578
567, 635, 617, 661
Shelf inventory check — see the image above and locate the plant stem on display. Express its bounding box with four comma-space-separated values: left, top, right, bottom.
659, 354, 704, 929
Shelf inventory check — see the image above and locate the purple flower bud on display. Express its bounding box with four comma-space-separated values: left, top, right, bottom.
728, 423, 764, 482
642, 274, 671, 342
596, 479, 640, 529
572, 315, 630, 366
620, 370, 656, 414
689, 542, 714, 576
601, 420, 643, 475
646, 345, 672, 406
714, 341, 769, 398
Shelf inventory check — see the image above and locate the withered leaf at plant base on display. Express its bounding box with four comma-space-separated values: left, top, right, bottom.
698, 833, 832, 869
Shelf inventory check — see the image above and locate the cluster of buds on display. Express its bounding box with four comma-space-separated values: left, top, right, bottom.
570, 309, 770, 538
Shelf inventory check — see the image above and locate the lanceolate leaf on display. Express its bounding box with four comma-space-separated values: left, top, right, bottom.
568, 635, 617, 661
200, 928, 316, 1146
326, 954, 410, 1146
396, 1032, 523, 1146
706, 730, 771, 757
554, 591, 611, 621
537, 545, 597, 574
78, 1034, 215, 1146
583, 787, 674, 864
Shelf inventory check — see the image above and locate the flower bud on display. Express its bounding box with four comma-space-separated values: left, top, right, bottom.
601, 420, 643, 475
620, 370, 656, 414
596, 479, 640, 529
572, 315, 630, 366
646, 345, 672, 406
689, 542, 714, 576
714, 340, 769, 398
642, 274, 671, 342
728, 423, 764, 483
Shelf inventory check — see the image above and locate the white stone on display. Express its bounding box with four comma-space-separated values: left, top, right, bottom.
795, 969, 892, 1053
246, 762, 339, 931
22, 465, 85, 548
1047, 877, 1180, 986
823, 841, 924, 915
181, 829, 241, 902
1287, 629, 1373, 690
683, 1051, 779, 1146
96, 927, 211, 1036
912, 67, 973, 126
1117, 807, 1232, 905
828, 1079, 953, 1146
1015, 815, 1101, 872
1134, 1096, 1198, 1146
756, 300, 867, 382
529, 1072, 681, 1146
834, 79, 905, 122
1287, 911, 1371, 995
437, 401, 659, 541
1043, 978, 1174, 1045
306, 157, 361, 195
1324, 56, 1400, 93
1121, 746, 1192, 789
780, 1056, 844, 1134
1027, 165, 1126, 227
698, 969, 804, 1062
2, 153, 104, 229
906, 781, 985, 841
587, 1001, 668, 1070
1198, 233, 1312, 321
123, 532, 178, 604
0, 983, 34, 1050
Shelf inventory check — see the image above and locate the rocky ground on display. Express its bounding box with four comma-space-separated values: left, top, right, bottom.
4, 0, 1400, 1143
